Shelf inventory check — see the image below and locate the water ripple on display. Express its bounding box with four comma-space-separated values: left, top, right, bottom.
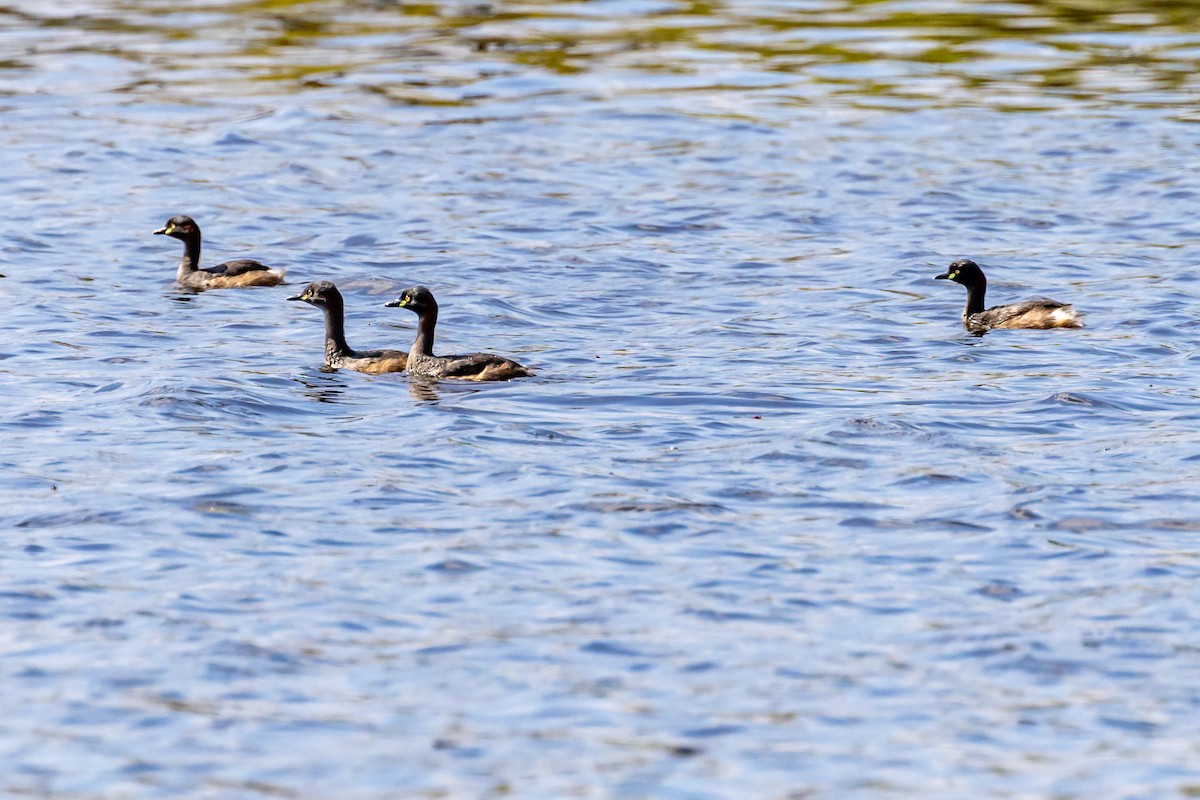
2, 1, 1200, 797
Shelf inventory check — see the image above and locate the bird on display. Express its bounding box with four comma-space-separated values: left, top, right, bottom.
154, 215, 284, 289
384, 286, 532, 381
935, 259, 1082, 332
288, 281, 408, 374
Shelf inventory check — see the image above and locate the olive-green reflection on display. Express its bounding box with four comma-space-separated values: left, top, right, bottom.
26, 0, 1200, 108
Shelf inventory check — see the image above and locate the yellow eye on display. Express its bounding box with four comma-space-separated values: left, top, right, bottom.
950, 271, 958, 279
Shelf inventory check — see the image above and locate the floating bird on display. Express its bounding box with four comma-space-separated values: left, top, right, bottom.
289, 281, 408, 374
935, 259, 1082, 332
154, 215, 284, 289
384, 286, 532, 381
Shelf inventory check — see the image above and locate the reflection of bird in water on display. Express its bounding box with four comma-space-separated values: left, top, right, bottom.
294, 372, 350, 405
407, 380, 441, 402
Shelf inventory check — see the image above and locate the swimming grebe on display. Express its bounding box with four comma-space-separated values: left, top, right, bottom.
935, 259, 1082, 332
384, 286, 532, 381
154, 215, 285, 289
289, 281, 408, 374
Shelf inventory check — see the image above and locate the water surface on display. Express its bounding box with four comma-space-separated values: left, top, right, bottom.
3, 0, 1200, 796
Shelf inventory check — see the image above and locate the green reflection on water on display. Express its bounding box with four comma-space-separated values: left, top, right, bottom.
13, 0, 1200, 109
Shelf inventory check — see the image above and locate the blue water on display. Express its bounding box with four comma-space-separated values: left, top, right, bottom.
3, 1, 1200, 796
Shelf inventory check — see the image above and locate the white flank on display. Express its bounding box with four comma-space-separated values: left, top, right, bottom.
1051, 306, 1080, 327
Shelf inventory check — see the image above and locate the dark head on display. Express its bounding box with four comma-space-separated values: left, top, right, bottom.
384, 285, 437, 315
935, 259, 986, 287
287, 280, 343, 308
154, 214, 200, 241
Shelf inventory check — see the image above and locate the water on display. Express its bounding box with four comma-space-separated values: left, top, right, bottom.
3, 0, 1200, 796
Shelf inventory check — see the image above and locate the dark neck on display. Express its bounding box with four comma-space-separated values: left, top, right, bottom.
321, 300, 351, 360
177, 234, 201, 274
412, 305, 437, 356
964, 278, 987, 317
